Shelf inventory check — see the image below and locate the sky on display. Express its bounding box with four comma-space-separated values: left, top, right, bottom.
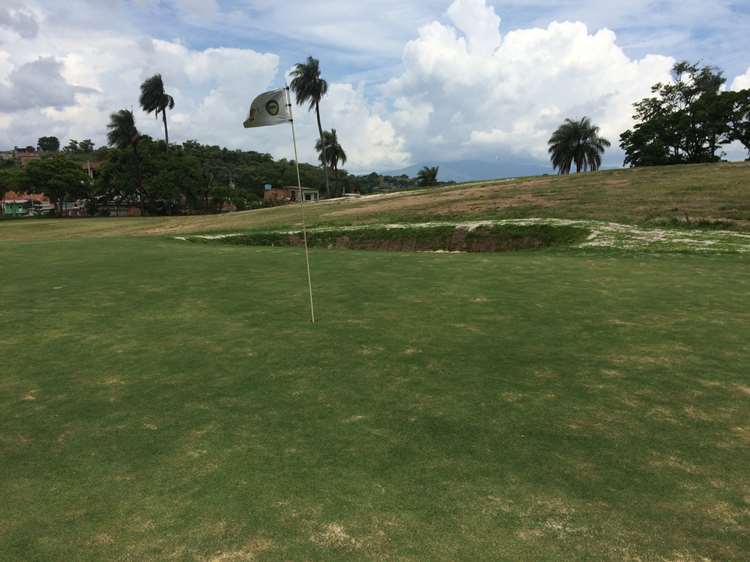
1, 0, 749, 172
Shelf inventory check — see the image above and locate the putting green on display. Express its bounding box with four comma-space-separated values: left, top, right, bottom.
1, 238, 748, 561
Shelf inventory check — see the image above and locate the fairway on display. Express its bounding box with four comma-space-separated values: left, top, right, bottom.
1, 238, 749, 561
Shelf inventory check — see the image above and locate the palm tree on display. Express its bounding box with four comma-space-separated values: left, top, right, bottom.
107, 109, 145, 212
139, 74, 175, 147
548, 117, 611, 174
107, 109, 140, 153
290, 57, 330, 195
416, 166, 439, 187
315, 129, 347, 196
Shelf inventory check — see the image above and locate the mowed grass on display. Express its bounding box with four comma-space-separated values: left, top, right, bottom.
1, 238, 749, 561
1, 161, 749, 243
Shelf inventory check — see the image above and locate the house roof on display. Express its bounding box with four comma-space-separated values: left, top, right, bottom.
2, 191, 50, 203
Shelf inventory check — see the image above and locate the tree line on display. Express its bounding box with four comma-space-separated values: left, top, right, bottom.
0, 138, 434, 217
548, 60, 750, 173
6, 58, 748, 215
1, 54, 454, 216
0, 139, 362, 217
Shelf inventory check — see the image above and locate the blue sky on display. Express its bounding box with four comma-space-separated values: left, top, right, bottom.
1, 0, 749, 171
135, 2, 749, 71
129, 1, 750, 90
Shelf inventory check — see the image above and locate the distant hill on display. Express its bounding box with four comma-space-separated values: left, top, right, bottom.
384, 159, 552, 183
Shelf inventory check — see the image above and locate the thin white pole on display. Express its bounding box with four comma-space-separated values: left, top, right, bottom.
285, 86, 317, 324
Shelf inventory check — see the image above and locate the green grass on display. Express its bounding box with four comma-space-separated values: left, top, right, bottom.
1, 161, 749, 242
2, 238, 749, 560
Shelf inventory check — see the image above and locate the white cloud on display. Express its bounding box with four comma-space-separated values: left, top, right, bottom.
732, 68, 750, 91
0, 4, 408, 171
0, 57, 94, 112
324, 83, 409, 169
0, 4, 39, 38
3, 0, 745, 171
446, 0, 501, 56
383, 0, 675, 164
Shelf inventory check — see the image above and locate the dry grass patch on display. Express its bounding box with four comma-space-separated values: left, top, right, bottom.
207, 538, 275, 562
649, 454, 703, 476
310, 523, 362, 551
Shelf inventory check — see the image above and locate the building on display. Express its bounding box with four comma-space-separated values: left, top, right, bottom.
13, 147, 40, 167
1, 192, 54, 217
263, 186, 320, 205
2, 199, 27, 217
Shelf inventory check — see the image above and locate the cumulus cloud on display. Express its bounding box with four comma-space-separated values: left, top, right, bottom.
0, 5, 39, 39
0, 4, 408, 171
323, 83, 409, 169
0, 57, 93, 112
732, 68, 750, 91
383, 0, 675, 164
3, 0, 745, 172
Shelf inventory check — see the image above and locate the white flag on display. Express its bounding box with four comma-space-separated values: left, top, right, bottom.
243, 88, 291, 128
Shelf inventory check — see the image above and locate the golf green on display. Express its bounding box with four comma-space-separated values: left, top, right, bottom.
1, 238, 748, 561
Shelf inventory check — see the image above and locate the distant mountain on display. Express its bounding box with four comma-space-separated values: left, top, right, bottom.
384, 159, 552, 183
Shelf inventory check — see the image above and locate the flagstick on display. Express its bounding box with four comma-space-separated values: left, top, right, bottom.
285, 86, 317, 324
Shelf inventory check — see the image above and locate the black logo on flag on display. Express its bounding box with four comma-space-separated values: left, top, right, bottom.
266, 99, 280, 116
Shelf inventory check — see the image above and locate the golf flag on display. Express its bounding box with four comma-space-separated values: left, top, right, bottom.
243, 88, 291, 128
242, 85, 316, 324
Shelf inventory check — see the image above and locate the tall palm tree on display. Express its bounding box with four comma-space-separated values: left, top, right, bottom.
290, 56, 330, 195
139, 74, 175, 147
416, 166, 439, 187
548, 117, 611, 174
315, 129, 346, 196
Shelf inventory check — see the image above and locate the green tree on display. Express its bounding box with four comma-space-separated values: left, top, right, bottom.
142, 147, 201, 214
64, 139, 79, 153
290, 56, 330, 195
727, 89, 750, 159
548, 117, 611, 174
24, 156, 89, 216
315, 129, 346, 195
95, 150, 137, 216
79, 139, 95, 153
106, 109, 145, 211
37, 136, 60, 152
416, 166, 439, 187
139, 74, 175, 147
620, 62, 733, 167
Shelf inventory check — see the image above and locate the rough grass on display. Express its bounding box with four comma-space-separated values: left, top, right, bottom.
1, 161, 749, 242
188, 223, 590, 253
182, 219, 750, 255
1, 238, 749, 561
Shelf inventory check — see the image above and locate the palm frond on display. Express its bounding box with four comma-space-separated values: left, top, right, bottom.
106, 109, 139, 150
289, 56, 328, 110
